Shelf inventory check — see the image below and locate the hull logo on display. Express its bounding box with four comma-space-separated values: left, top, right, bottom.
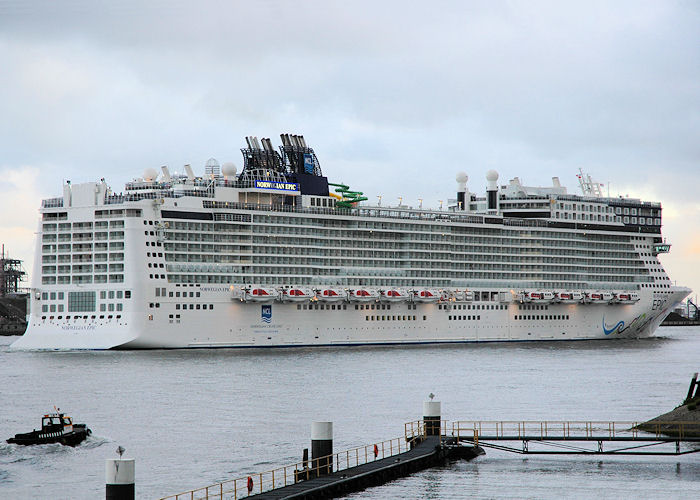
602, 313, 649, 336
261, 305, 272, 323
602, 318, 624, 335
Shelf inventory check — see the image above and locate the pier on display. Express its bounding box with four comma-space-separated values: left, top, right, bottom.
160, 423, 481, 500
159, 419, 699, 500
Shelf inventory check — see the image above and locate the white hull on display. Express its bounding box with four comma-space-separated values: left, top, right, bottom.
12, 287, 689, 350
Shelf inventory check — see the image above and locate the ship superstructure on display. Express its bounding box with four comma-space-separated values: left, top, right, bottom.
12, 134, 690, 349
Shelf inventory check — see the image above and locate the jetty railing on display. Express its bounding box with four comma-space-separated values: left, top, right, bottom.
159, 432, 419, 500
452, 420, 700, 441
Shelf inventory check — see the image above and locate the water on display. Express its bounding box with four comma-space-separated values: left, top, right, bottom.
1, 327, 698, 499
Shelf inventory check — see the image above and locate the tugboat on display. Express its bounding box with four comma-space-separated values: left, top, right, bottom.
7, 409, 91, 446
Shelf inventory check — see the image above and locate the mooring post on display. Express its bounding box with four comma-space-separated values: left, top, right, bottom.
423, 395, 441, 437
311, 421, 333, 475
687, 372, 698, 402
105, 456, 135, 500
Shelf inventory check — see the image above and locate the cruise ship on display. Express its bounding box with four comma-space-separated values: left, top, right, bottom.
11, 134, 690, 350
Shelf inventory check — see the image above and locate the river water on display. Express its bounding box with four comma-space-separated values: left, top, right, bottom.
1, 327, 698, 499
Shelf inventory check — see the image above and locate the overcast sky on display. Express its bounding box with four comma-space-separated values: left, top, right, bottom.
1, 1, 698, 297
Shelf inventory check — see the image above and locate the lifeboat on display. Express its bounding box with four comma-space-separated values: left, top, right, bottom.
452, 290, 466, 301
245, 287, 280, 302
615, 292, 640, 304
586, 292, 613, 304
557, 291, 584, 303
348, 288, 380, 302
280, 287, 315, 302
413, 289, 440, 303
523, 291, 554, 303
380, 289, 410, 302
317, 288, 347, 302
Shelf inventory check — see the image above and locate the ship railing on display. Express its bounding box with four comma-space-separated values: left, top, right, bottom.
451, 420, 700, 440
159, 434, 413, 500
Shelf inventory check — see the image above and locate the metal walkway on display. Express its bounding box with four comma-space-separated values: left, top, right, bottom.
453, 420, 700, 455
247, 435, 453, 499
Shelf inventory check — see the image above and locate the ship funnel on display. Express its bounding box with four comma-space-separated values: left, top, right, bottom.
184, 164, 195, 181
552, 177, 561, 188
161, 166, 171, 182
456, 172, 469, 211
486, 170, 499, 210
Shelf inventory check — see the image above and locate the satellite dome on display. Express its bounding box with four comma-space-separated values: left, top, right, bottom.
143, 168, 158, 182
221, 162, 237, 177
456, 172, 468, 183
486, 169, 499, 182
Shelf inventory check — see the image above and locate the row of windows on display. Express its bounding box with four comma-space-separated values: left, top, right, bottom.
175, 304, 214, 310
299, 303, 348, 311
41, 220, 124, 232
40, 314, 121, 320
366, 315, 420, 321
448, 315, 481, 321
519, 304, 549, 310
440, 304, 507, 311
42, 231, 125, 241
42, 304, 64, 312
42, 275, 124, 285
515, 314, 570, 321
99, 303, 123, 312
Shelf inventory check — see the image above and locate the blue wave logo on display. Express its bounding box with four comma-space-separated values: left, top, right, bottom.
261, 305, 272, 324
602, 317, 624, 335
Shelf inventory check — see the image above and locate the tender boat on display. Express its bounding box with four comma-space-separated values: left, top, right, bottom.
586, 292, 613, 303
7, 410, 91, 447
317, 288, 347, 302
348, 288, 380, 302
522, 291, 555, 303
556, 291, 584, 303
280, 287, 315, 302
615, 292, 640, 304
380, 289, 410, 302
245, 287, 280, 302
413, 289, 441, 303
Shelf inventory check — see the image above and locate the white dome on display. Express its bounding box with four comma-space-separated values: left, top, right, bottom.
221, 162, 237, 176
143, 168, 158, 182
486, 169, 499, 182
456, 172, 468, 183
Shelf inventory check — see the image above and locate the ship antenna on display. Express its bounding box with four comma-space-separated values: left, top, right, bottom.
116, 446, 125, 458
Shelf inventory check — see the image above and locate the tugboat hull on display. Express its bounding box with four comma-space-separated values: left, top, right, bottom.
7, 424, 91, 447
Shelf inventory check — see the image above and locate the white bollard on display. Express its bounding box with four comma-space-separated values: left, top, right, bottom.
423, 400, 441, 436
105, 458, 135, 500
311, 421, 333, 475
